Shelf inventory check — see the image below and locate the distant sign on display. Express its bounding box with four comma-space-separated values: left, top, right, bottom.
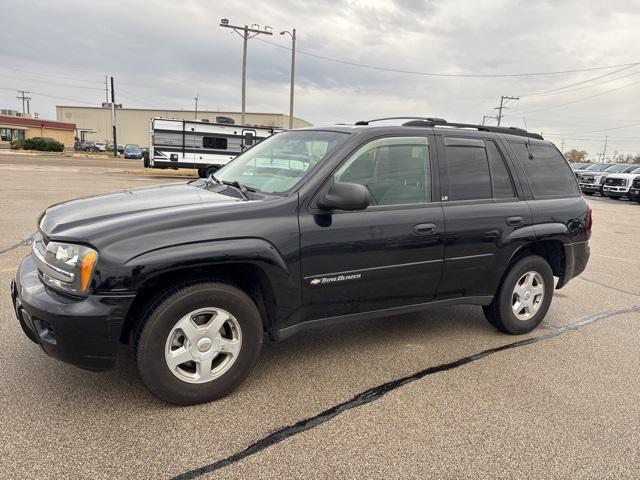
102, 102, 123, 108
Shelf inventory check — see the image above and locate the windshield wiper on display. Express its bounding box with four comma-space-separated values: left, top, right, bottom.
208, 175, 255, 200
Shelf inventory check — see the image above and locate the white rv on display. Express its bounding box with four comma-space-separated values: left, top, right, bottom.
147, 117, 280, 177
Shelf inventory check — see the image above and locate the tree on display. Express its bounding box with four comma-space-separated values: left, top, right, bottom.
564, 149, 588, 163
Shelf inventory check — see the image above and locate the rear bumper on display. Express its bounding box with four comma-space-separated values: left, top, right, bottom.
11, 255, 135, 371
557, 241, 590, 289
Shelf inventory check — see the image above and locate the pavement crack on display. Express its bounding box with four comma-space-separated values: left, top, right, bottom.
578, 276, 640, 297
0, 233, 34, 256
171, 305, 640, 480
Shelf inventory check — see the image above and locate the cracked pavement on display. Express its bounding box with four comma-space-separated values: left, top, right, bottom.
0, 156, 639, 479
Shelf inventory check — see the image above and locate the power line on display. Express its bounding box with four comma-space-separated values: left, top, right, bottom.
0, 65, 103, 84
0, 72, 105, 91
256, 37, 640, 78
520, 66, 640, 98
506, 78, 640, 117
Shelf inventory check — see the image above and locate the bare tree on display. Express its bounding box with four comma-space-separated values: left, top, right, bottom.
564, 149, 588, 163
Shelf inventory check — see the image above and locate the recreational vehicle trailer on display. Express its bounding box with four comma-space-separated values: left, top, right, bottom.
147, 117, 280, 177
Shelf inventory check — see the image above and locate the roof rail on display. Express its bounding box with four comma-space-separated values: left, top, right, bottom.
353, 116, 543, 140
354, 116, 447, 126
401, 119, 543, 140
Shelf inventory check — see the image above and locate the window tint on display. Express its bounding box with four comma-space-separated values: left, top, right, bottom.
511, 142, 580, 197
335, 137, 431, 206
446, 145, 491, 201
203, 136, 228, 149
486, 141, 516, 198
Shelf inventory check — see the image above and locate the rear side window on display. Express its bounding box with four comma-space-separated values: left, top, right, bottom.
511, 142, 580, 197
445, 145, 492, 201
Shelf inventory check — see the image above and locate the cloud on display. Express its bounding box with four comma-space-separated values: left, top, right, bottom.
1, 0, 639, 156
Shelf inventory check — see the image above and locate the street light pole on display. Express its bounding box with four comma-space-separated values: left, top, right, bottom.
219, 19, 273, 125
194, 93, 199, 120
280, 29, 296, 129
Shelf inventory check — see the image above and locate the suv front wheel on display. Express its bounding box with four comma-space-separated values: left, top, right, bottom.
135, 282, 263, 405
483, 255, 554, 334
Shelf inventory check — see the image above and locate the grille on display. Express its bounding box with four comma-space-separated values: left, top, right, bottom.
606, 178, 624, 186
581, 175, 595, 184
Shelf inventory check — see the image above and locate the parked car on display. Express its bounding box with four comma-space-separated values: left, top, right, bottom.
11, 118, 591, 405
82, 142, 99, 152
124, 144, 143, 159
94, 142, 107, 152
628, 175, 640, 203
601, 166, 640, 199
577, 163, 630, 195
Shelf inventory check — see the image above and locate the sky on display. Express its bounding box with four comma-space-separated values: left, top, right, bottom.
1, 0, 639, 159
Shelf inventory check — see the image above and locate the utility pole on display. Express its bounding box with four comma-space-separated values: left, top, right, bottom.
110, 76, 117, 158
560, 139, 565, 152
17, 90, 31, 116
494, 95, 519, 126
482, 115, 496, 126
601, 136, 608, 163
194, 94, 199, 119
105, 76, 109, 103
280, 28, 296, 129
219, 19, 273, 125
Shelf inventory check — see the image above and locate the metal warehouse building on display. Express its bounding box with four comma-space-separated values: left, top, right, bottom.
56, 106, 312, 147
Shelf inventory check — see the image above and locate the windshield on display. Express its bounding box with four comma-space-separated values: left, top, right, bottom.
604, 164, 628, 173
623, 164, 640, 173
214, 130, 349, 194
586, 164, 613, 171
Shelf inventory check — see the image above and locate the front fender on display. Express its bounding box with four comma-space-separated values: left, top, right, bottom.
96, 238, 298, 319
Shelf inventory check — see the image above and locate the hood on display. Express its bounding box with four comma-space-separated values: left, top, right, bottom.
40, 182, 242, 237
604, 173, 640, 180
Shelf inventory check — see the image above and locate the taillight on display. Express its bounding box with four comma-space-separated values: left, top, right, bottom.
585, 207, 593, 240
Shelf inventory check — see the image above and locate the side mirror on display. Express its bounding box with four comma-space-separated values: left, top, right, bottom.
243, 132, 255, 146
317, 182, 370, 211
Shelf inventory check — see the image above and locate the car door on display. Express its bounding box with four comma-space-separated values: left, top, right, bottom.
436, 135, 533, 300
298, 135, 445, 320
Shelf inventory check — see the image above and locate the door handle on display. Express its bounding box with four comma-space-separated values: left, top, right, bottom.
506, 216, 524, 226
414, 223, 437, 235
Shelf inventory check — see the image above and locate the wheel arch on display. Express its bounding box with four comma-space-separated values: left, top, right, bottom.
119, 239, 297, 344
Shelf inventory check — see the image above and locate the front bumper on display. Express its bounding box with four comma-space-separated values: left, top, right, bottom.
11, 255, 135, 371
602, 186, 629, 197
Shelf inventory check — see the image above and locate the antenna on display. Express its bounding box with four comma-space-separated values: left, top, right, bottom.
523, 117, 533, 159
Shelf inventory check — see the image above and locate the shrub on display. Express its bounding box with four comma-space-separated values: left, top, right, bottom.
23, 137, 65, 152
10, 139, 25, 150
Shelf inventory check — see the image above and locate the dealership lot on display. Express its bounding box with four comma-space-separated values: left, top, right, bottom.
0, 155, 639, 479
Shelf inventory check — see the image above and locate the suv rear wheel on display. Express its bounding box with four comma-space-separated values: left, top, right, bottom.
483, 255, 553, 334
135, 282, 263, 405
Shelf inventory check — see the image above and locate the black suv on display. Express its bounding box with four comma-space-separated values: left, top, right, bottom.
11, 118, 591, 405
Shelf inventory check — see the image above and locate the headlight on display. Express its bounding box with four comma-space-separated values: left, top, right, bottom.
597, 176, 606, 184
621, 179, 628, 186
32, 234, 98, 296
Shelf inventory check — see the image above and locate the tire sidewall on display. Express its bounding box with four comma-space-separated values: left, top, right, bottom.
496, 255, 553, 334
137, 283, 263, 405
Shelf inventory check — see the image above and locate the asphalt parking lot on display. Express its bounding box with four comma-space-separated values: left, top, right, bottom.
1, 154, 639, 479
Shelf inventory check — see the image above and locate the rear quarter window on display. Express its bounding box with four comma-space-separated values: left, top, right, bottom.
510, 142, 580, 198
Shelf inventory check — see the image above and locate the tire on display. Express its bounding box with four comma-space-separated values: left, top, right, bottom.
197, 169, 206, 178
135, 282, 263, 405
205, 166, 219, 177
584, 192, 593, 196
483, 255, 553, 335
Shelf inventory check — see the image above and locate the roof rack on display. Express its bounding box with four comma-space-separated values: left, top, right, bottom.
354, 117, 543, 140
